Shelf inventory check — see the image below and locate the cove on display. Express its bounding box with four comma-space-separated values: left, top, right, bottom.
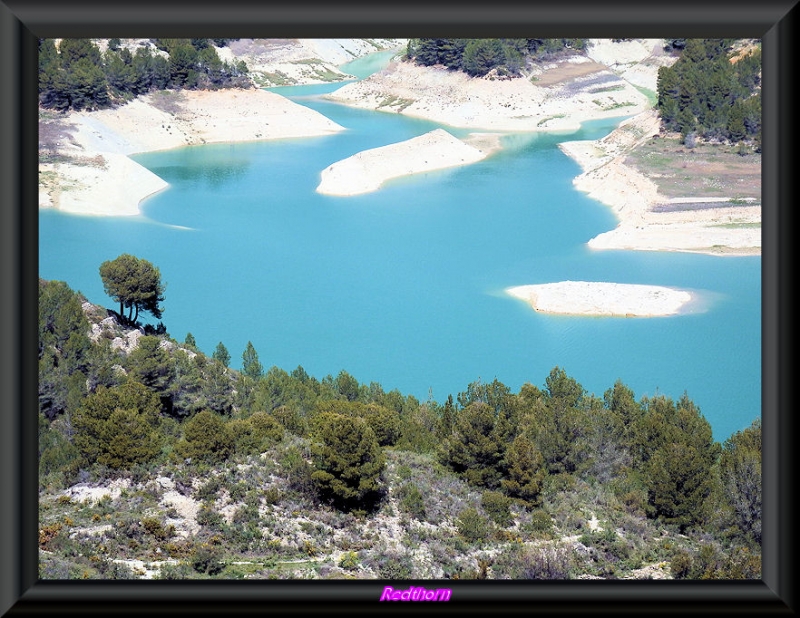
39, 57, 761, 442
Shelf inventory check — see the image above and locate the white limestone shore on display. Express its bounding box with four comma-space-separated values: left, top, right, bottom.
39, 88, 345, 216
325, 55, 651, 132
506, 281, 693, 317
316, 129, 490, 196
558, 110, 761, 256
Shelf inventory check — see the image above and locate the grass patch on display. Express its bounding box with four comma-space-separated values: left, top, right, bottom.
589, 85, 626, 94
377, 95, 414, 111
537, 114, 566, 127
625, 136, 761, 200
711, 222, 761, 229
633, 85, 658, 107
252, 71, 295, 87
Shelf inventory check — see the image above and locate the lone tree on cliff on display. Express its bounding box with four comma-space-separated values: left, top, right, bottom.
99, 254, 165, 324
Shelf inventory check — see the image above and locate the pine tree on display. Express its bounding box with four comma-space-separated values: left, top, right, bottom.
440, 402, 504, 488
73, 382, 162, 467
310, 412, 385, 511
241, 341, 263, 380
719, 419, 761, 542
175, 409, 234, 463
212, 342, 231, 368
501, 434, 546, 506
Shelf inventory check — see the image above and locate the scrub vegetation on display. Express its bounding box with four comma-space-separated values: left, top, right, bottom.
38, 264, 761, 580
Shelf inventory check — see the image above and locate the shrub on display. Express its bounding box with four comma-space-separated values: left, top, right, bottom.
338, 551, 359, 571
456, 507, 491, 544
481, 490, 513, 527
396, 483, 426, 521
141, 517, 175, 542
191, 542, 224, 575
671, 549, 693, 579
175, 410, 234, 463
528, 509, 554, 534
493, 544, 574, 579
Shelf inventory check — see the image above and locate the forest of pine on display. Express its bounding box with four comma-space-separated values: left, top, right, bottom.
38, 38, 249, 111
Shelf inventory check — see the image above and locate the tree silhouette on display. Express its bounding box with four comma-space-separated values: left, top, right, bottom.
99, 254, 165, 324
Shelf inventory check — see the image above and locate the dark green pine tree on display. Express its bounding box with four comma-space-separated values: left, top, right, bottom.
439, 402, 504, 488
127, 335, 175, 396
241, 341, 263, 380
212, 341, 231, 368
635, 393, 720, 531
500, 434, 546, 507
310, 412, 386, 512
72, 381, 163, 468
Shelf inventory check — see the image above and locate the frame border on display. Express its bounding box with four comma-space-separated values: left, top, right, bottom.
2, 1, 795, 614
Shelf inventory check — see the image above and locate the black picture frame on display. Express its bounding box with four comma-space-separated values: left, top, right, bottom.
1, 1, 795, 614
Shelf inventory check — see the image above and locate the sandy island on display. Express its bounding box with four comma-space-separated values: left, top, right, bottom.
40, 88, 345, 216
507, 281, 693, 317
317, 129, 491, 196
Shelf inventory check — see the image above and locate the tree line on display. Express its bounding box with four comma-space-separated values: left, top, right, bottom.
404, 38, 588, 78
38, 256, 761, 560
656, 39, 761, 148
38, 38, 250, 112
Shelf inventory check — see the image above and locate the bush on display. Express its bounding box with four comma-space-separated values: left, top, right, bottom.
528, 509, 554, 533
456, 507, 491, 544
493, 544, 574, 579
671, 549, 693, 579
191, 542, 224, 575
396, 483, 426, 521
175, 410, 234, 463
481, 490, 512, 528
280, 445, 315, 496
338, 551, 359, 571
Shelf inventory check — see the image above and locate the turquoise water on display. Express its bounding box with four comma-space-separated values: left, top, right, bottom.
39, 53, 761, 441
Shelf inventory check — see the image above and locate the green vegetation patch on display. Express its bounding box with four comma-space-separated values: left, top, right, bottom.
625, 136, 761, 200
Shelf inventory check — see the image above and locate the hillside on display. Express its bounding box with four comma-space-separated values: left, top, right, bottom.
38, 280, 762, 581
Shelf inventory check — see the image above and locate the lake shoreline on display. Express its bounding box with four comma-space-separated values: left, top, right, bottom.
558, 110, 761, 257
39, 88, 346, 217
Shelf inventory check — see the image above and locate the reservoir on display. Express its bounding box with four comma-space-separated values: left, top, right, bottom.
39, 53, 761, 442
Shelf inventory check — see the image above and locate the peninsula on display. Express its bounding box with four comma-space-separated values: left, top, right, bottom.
316, 129, 490, 196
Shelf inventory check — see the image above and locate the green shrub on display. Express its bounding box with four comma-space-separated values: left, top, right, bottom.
191, 542, 224, 575
481, 490, 512, 527
528, 509, 554, 533
338, 551, 359, 571
397, 483, 426, 521
175, 410, 234, 463
671, 549, 693, 579
141, 517, 174, 541
456, 507, 491, 544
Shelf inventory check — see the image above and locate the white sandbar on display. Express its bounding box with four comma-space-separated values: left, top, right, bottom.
506, 281, 692, 317
316, 129, 488, 196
